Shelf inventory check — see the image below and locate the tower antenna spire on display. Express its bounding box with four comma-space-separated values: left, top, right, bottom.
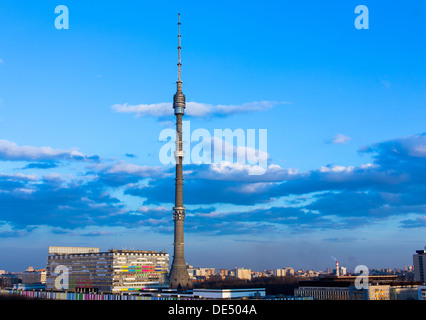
177, 12, 182, 84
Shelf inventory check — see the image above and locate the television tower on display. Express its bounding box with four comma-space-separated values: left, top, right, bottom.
168, 13, 193, 291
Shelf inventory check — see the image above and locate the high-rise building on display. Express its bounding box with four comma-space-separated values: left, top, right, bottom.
235, 268, 252, 281
413, 247, 426, 284
274, 267, 295, 277
218, 269, 229, 279
168, 13, 193, 292
274, 269, 285, 277
46, 246, 169, 293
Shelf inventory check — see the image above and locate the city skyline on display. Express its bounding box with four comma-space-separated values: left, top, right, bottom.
1, 1, 426, 273
0, 257, 416, 276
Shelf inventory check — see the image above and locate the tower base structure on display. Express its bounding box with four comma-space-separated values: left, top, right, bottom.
169, 263, 193, 292
169, 213, 192, 291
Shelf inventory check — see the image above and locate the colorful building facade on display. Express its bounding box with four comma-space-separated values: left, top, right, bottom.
46, 246, 169, 293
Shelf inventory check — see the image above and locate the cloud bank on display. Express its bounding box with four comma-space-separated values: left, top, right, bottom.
111, 100, 287, 119
1, 132, 426, 237
0, 140, 99, 162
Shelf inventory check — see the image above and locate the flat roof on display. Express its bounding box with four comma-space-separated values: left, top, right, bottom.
49, 249, 168, 257
194, 288, 266, 292
109, 249, 166, 254
48, 246, 100, 254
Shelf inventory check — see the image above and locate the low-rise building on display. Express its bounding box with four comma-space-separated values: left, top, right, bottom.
294, 275, 417, 300
22, 268, 46, 285
295, 279, 351, 300
0, 274, 21, 288
193, 288, 265, 299
390, 282, 420, 300
350, 284, 390, 300
418, 285, 426, 300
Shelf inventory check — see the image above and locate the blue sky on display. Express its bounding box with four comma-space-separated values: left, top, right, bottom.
0, 0, 426, 272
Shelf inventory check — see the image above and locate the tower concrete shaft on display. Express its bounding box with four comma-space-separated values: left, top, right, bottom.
168, 13, 192, 291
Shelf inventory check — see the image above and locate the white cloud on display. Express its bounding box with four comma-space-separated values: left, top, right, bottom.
105, 161, 169, 178
137, 205, 169, 213
0, 139, 98, 161
111, 102, 172, 118
0, 172, 39, 181
42, 173, 64, 183
191, 161, 298, 182
413, 145, 426, 157
210, 136, 269, 166
319, 165, 355, 173
327, 134, 352, 145
111, 100, 288, 118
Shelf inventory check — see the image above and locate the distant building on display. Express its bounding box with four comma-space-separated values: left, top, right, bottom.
46, 246, 169, 293
263, 270, 274, 277
285, 267, 295, 276
193, 288, 265, 299
389, 282, 420, 300
419, 286, 426, 300
0, 274, 21, 288
218, 269, 229, 278
274, 267, 294, 277
235, 268, 252, 281
413, 247, 426, 284
295, 278, 351, 300
350, 284, 391, 300
295, 275, 420, 300
350, 281, 420, 300
22, 268, 46, 284
193, 268, 215, 278
252, 270, 271, 278
307, 270, 319, 277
